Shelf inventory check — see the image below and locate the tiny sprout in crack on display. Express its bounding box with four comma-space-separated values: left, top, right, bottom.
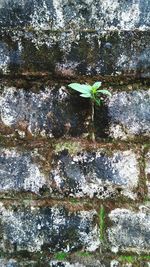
68, 82, 112, 142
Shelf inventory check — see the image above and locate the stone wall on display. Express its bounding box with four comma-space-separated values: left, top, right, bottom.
0, 0, 150, 266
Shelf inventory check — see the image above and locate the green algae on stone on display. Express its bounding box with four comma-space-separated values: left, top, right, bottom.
54, 251, 68, 261
54, 141, 82, 155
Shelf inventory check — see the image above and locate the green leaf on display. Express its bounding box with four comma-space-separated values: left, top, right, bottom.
92, 82, 102, 90
80, 93, 91, 98
97, 89, 112, 97
95, 98, 101, 106
68, 83, 92, 94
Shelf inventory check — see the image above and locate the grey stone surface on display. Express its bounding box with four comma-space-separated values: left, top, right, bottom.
145, 150, 150, 197
0, 86, 89, 138
50, 149, 139, 199
0, 31, 149, 76
0, 0, 149, 31
108, 205, 150, 253
0, 1, 149, 76
50, 262, 101, 267
0, 148, 46, 194
0, 204, 100, 253
0, 259, 92, 267
0, 258, 149, 267
96, 89, 150, 140
1, 86, 150, 140
0, 147, 139, 199
0, 259, 111, 267
0, 259, 37, 267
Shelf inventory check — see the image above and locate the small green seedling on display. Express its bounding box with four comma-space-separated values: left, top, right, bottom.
68, 82, 111, 141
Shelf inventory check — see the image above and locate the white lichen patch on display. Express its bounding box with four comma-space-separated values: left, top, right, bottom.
30, 0, 53, 30
110, 260, 119, 267
109, 124, 127, 140
50, 261, 87, 267
120, 2, 140, 29
0, 42, 10, 74
0, 87, 27, 126
53, 0, 65, 29
108, 206, 150, 253
79, 210, 100, 252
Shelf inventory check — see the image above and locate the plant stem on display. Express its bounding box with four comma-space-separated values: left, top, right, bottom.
91, 100, 95, 142
99, 205, 105, 241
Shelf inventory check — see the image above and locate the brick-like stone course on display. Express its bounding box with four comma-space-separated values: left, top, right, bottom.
108, 205, 150, 254
50, 149, 139, 199
0, 0, 149, 31
0, 31, 150, 76
0, 86, 89, 138
0, 148, 46, 194
95, 89, 150, 140
0, 203, 99, 253
0, 0, 149, 76
0, 258, 150, 267
0, 86, 150, 140
0, 147, 140, 199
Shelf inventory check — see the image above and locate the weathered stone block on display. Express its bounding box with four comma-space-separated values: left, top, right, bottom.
0, 259, 105, 267
0, 148, 46, 194
50, 148, 139, 199
0, 31, 149, 76
0, 86, 89, 138
0, 1, 149, 76
0, 0, 149, 31
0, 204, 99, 253
50, 262, 98, 267
108, 205, 150, 254
1, 86, 149, 140
0, 258, 149, 267
95, 89, 150, 140
0, 259, 38, 267
145, 150, 150, 197
0, 146, 140, 200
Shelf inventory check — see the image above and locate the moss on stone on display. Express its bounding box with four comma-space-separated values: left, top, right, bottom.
118, 255, 150, 263
119, 255, 135, 263
54, 251, 68, 260
54, 141, 82, 155
77, 251, 91, 257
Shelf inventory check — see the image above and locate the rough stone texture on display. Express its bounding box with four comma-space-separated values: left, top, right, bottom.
0, 259, 97, 267
49, 261, 105, 267
0, 86, 89, 138
0, 31, 149, 76
0, 259, 38, 267
50, 149, 139, 199
108, 205, 150, 254
0, 0, 150, 261
0, 0, 149, 76
95, 89, 150, 140
1, 86, 150, 140
0, 148, 46, 194
0, 147, 140, 199
0, 204, 99, 253
0, 258, 149, 267
145, 151, 150, 197
0, 0, 149, 31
